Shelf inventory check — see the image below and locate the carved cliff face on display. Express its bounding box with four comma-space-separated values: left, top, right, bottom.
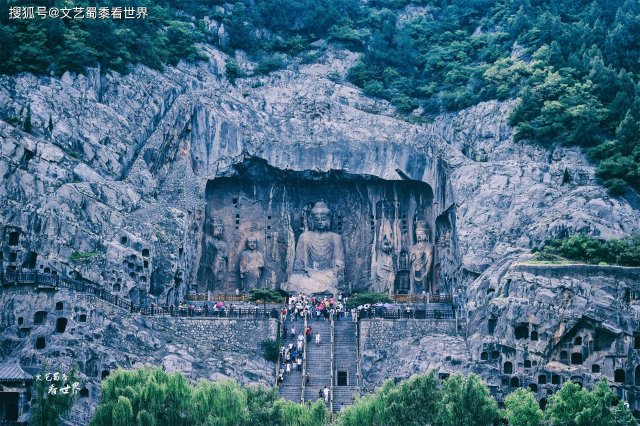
197, 159, 448, 294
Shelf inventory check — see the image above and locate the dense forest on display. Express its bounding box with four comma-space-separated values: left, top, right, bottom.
1, 0, 640, 192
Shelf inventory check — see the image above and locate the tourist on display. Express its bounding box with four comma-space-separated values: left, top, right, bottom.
305, 373, 310, 385
323, 386, 329, 403
297, 339, 303, 352
318, 388, 323, 400
296, 357, 302, 371
306, 326, 312, 343
315, 331, 321, 346
291, 325, 296, 336
286, 362, 291, 376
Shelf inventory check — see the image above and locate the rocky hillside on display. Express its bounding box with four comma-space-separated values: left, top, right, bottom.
2, 43, 640, 420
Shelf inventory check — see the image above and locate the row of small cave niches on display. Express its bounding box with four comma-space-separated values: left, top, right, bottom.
14, 301, 88, 349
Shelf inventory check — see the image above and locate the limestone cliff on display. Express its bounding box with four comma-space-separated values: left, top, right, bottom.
2, 44, 640, 419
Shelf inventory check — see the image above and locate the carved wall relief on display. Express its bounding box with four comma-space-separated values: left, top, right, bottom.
200, 159, 444, 294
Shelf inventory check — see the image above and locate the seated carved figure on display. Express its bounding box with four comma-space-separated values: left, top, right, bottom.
283, 201, 345, 295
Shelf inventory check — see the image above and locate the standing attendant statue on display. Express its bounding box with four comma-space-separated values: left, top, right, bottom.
239, 235, 265, 291
210, 218, 228, 291
410, 220, 434, 294
374, 233, 396, 295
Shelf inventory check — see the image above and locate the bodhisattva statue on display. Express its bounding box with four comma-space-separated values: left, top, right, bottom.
410, 220, 434, 294
239, 235, 264, 291
209, 218, 228, 291
283, 201, 345, 295
374, 233, 396, 295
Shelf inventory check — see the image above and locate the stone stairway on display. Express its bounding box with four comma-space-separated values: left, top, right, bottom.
303, 319, 332, 407
332, 319, 359, 411
278, 316, 304, 403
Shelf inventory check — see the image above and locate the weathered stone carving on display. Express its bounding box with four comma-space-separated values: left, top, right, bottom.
374, 232, 396, 295
239, 235, 264, 290
410, 220, 434, 294
395, 251, 410, 294
198, 218, 228, 292
283, 201, 345, 295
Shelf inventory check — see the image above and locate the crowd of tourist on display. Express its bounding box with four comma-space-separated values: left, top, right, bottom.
276, 294, 349, 394
280, 293, 349, 323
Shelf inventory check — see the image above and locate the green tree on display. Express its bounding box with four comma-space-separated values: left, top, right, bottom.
344, 292, 392, 309
504, 388, 543, 426
112, 396, 134, 426
30, 366, 80, 426
437, 373, 501, 426
544, 380, 637, 426
90, 367, 328, 426
249, 288, 283, 310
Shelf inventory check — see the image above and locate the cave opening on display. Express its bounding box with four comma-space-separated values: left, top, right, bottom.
539, 398, 547, 410
514, 323, 529, 340
571, 352, 583, 365
201, 157, 452, 295
55, 317, 68, 333
33, 311, 47, 324
8, 231, 19, 246
35, 337, 45, 349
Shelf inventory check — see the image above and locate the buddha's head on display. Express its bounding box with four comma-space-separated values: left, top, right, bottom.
310, 201, 331, 232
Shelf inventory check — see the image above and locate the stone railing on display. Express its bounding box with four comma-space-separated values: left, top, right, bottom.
357, 308, 455, 320
1, 269, 277, 319
391, 293, 453, 304
185, 293, 249, 302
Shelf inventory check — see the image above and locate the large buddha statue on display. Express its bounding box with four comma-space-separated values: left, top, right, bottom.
283, 201, 345, 295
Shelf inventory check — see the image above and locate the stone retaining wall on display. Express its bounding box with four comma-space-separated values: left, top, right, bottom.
151, 316, 279, 353
359, 319, 459, 352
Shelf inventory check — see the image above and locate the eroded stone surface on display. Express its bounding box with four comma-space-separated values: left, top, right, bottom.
2, 43, 640, 419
